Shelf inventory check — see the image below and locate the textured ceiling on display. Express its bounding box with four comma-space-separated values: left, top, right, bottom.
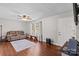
0, 3, 73, 21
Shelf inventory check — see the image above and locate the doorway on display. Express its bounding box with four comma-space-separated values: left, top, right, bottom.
31, 21, 43, 41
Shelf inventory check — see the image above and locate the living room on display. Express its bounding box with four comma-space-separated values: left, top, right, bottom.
0, 3, 77, 56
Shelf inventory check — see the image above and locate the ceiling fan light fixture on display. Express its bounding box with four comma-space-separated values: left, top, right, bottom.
18, 15, 32, 21
22, 18, 28, 21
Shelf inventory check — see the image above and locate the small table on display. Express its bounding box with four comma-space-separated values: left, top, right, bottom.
31, 36, 37, 41
26, 35, 37, 41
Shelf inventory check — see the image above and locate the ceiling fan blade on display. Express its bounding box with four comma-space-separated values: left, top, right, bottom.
17, 15, 21, 17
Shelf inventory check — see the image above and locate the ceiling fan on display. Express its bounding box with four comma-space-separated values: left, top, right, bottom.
12, 9, 32, 21
18, 15, 32, 21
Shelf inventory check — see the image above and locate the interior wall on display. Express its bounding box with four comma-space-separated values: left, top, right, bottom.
30, 16, 58, 43
0, 19, 30, 36
0, 4, 76, 47
30, 5, 76, 46
41, 15, 76, 46
42, 16, 58, 42
42, 4, 76, 46
55, 4, 76, 46
56, 16, 76, 46
76, 23, 79, 41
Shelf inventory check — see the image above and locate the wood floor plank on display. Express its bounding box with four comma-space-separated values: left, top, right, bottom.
0, 40, 61, 56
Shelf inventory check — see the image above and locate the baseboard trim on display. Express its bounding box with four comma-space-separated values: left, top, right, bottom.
42, 40, 61, 48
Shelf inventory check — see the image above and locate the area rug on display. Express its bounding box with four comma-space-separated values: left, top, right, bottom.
10, 39, 35, 52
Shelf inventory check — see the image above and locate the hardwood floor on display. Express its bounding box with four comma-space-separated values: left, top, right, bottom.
0, 40, 61, 56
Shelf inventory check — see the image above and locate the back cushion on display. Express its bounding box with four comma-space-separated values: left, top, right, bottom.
16, 31, 24, 35
10, 31, 16, 36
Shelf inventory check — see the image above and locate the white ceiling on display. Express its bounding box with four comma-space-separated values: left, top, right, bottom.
0, 3, 73, 21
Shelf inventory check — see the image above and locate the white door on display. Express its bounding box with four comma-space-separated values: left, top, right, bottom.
36, 21, 42, 41
31, 23, 35, 36
31, 21, 43, 41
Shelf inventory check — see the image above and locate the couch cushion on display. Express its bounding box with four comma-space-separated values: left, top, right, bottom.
11, 36, 20, 41
9, 31, 17, 36
6, 31, 26, 41
16, 31, 24, 35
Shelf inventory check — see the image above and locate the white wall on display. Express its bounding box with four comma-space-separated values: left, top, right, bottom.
42, 16, 58, 42
31, 16, 58, 43
30, 9, 76, 47
0, 4, 76, 47
41, 15, 76, 46
55, 4, 76, 46
0, 19, 30, 36
41, 4, 76, 46
56, 16, 76, 46
76, 23, 79, 41
30, 16, 58, 43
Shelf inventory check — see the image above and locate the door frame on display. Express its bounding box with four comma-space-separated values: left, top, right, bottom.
31, 21, 43, 42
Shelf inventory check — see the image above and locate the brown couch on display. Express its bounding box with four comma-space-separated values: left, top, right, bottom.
6, 31, 27, 41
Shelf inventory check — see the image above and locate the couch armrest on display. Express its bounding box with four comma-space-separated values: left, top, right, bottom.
7, 35, 12, 37
6, 35, 11, 41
